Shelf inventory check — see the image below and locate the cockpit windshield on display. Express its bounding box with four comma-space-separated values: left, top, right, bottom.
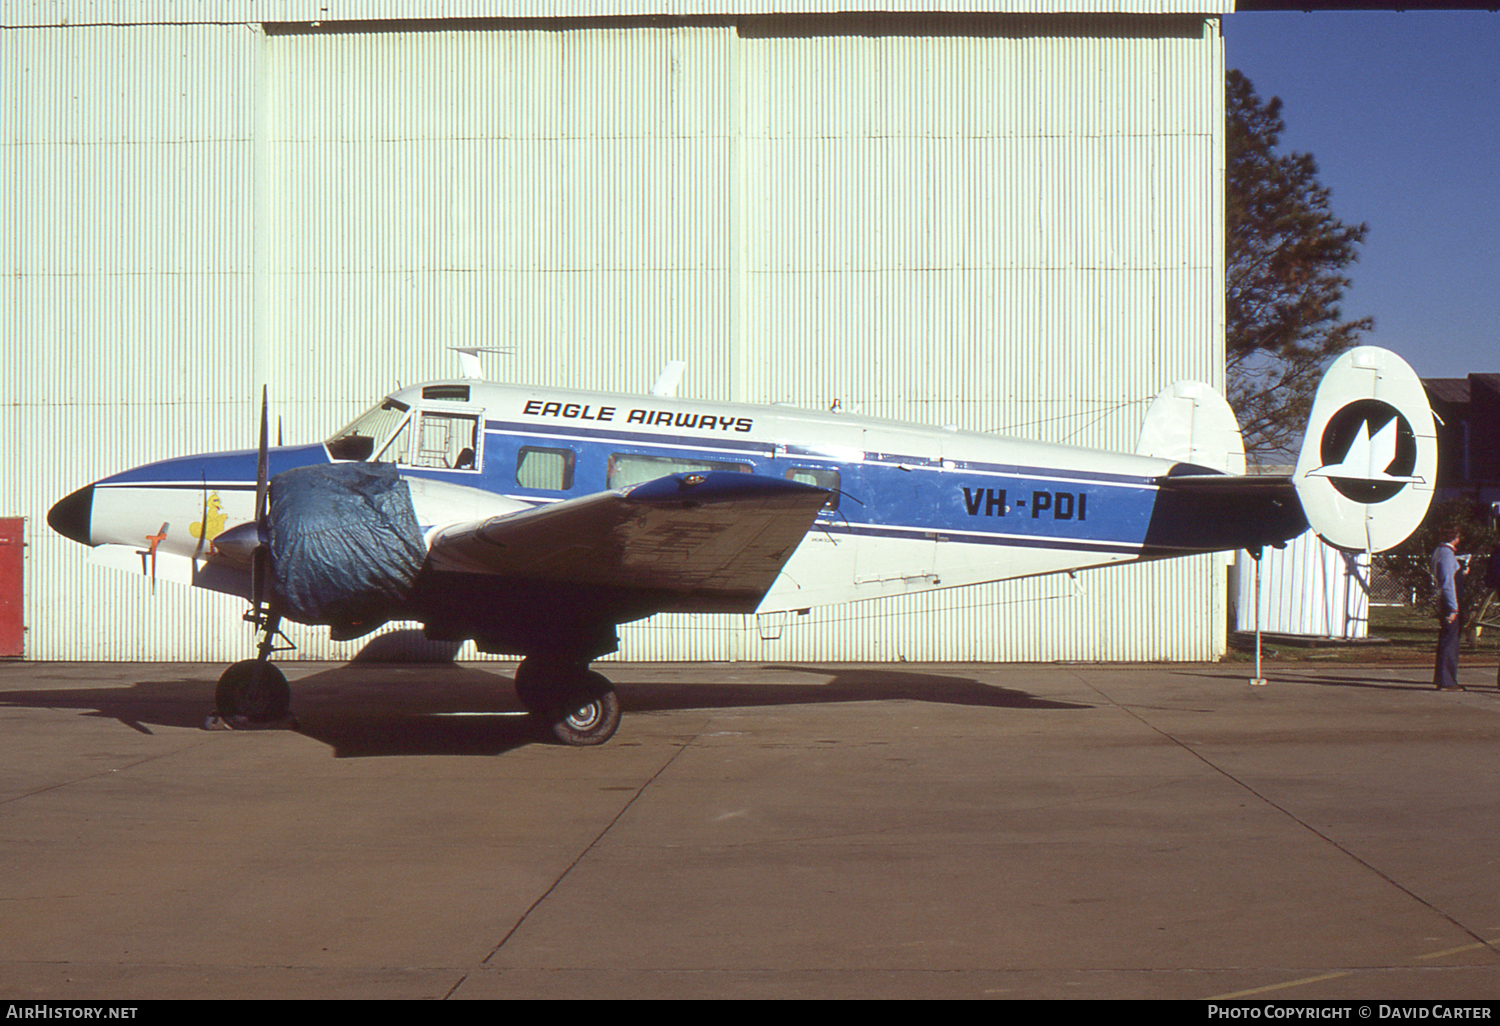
325, 398, 410, 461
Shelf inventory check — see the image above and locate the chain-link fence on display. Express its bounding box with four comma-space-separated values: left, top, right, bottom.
1369, 556, 1421, 607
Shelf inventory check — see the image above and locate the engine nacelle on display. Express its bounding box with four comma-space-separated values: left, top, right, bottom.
269, 462, 427, 626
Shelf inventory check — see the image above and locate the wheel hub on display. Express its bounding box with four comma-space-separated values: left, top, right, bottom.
564, 700, 602, 731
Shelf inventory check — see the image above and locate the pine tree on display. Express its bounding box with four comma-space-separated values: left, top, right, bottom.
1226, 70, 1373, 466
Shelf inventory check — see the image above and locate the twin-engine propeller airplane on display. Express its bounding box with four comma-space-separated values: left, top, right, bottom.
49, 346, 1436, 745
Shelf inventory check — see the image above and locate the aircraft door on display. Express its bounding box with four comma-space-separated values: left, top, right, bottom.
852, 427, 939, 597
401, 407, 484, 473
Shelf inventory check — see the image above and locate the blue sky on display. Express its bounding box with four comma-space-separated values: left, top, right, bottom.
1223, 10, 1500, 380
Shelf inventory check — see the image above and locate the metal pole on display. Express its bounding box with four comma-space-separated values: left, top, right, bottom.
1251, 546, 1268, 686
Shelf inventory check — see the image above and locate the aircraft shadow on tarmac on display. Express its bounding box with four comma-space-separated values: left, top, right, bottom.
1176, 666, 1492, 692
0, 657, 1089, 759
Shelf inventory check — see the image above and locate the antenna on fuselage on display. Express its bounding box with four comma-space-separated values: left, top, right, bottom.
651, 361, 686, 397
449, 346, 514, 380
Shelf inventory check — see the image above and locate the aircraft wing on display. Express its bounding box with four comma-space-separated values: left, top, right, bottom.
424, 471, 831, 613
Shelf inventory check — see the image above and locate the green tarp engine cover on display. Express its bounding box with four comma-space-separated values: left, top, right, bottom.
269, 462, 427, 626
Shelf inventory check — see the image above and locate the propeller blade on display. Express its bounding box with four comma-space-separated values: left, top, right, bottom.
251, 386, 272, 617
255, 386, 270, 528
193, 473, 208, 560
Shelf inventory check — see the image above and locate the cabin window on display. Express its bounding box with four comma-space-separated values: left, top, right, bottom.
410, 411, 480, 470
325, 399, 410, 462
607, 453, 750, 489
516, 446, 575, 491
785, 467, 840, 510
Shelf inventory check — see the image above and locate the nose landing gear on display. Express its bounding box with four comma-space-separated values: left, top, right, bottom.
215, 659, 291, 723
211, 610, 296, 728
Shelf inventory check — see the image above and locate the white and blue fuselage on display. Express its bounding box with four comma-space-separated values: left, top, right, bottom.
57, 379, 1307, 617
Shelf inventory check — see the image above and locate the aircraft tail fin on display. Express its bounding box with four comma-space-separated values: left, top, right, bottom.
1291, 346, 1436, 553
1136, 380, 1246, 476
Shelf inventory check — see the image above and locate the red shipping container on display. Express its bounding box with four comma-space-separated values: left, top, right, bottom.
0, 518, 23, 657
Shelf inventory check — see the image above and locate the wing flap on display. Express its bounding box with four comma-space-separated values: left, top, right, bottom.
427, 472, 830, 612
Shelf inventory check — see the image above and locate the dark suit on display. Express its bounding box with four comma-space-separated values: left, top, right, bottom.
1432, 542, 1463, 689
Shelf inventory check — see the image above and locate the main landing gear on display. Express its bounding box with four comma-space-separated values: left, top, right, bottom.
513, 655, 621, 746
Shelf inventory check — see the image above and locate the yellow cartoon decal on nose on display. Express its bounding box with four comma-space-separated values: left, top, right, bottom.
190, 492, 228, 543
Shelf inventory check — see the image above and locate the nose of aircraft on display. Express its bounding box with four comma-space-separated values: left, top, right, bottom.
48, 484, 94, 546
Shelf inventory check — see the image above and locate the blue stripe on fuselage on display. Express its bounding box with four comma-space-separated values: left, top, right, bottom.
480, 417, 1155, 486
91, 429, 1166, 554
97, 444, 332, 489
478, 420, 1161, 552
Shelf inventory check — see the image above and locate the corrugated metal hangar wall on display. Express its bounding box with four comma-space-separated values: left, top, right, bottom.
2, 2, 1232, 663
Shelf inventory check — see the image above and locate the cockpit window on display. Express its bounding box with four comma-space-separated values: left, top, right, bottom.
325, 399, 410, 462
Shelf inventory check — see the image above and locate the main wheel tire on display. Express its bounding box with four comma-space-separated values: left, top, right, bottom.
513, 658, 621, 746
215, 660, 291, 722
549, 671, 620, 747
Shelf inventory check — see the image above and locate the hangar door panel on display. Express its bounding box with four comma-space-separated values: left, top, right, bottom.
259, 23, 736, 403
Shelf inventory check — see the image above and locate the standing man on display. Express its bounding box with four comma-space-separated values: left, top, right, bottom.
1432, 526, 1466, 691
1488, 542, 1500, 690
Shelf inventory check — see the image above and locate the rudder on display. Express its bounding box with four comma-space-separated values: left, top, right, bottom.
1291, 347, 1436, 552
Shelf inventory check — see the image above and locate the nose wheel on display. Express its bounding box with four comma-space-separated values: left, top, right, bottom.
212, 609, 296, 727
215, 659, 291, 723
514, 656, 621, 746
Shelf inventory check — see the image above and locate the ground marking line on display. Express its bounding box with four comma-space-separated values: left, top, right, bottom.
1211, 972, 1351, 999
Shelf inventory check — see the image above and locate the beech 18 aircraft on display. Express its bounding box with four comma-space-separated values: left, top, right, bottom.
48, 346, 1436, 745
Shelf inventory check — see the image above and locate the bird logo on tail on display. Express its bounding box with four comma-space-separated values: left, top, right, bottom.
1308, 399, 1423, 504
